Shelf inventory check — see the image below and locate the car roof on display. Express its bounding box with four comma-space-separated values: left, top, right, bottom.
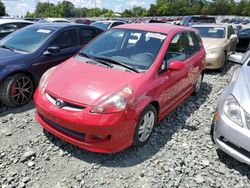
191, 24, 227, 28
115, 23, 196, 34
28, 23, 97, 30
44, 18, 70, 22
94, 20, 124, 23
0, 19, 34, 24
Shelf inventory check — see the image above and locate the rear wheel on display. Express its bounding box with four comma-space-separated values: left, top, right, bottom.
0, 73, 34, 107
133, 104, 157, 147
192, 73, 203, 96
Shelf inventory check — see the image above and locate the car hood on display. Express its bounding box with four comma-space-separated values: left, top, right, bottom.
46, 57, 144, 106
202, 38, 226, 50
232, 65, 250, 113
0, 47, 27, 65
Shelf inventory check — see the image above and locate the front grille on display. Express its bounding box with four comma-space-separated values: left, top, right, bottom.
43, 116, 85, 140
46, 93, 84, 111
220, 136, 250, 158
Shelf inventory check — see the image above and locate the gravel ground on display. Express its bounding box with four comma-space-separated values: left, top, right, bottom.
1, 61, 250, 188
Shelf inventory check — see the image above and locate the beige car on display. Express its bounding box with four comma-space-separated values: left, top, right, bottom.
191, 24, 238, 70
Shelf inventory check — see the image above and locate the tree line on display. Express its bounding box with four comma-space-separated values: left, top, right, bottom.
0, 0, 5, 16
0, 0, 248, 18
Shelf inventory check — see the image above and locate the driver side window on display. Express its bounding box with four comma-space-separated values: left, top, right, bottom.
50, 29, 79, 49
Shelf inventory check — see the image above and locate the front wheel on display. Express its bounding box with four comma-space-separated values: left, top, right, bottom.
0, 73, 34, 107
133, 104, 157, 147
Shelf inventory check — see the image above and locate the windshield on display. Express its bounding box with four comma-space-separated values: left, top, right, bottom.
80, 29, 166, 71
91, 22, 111, 30
0, 27, 55, 53
192, 27, 225, 38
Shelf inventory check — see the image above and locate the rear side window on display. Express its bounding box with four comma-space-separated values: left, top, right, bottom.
51, 29, 79, 49
0, 23, 18, 33
111, 22, 124, 28
186, 32, 201, 54
78, 28, 99, 45
19, 22, 33, 29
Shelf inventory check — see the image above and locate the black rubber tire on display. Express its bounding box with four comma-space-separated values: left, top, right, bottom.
0, 73, 34, 107
211, 115, 215, 143
218, 53, 227, 72
133, 104, 157, 147
192, 73, 203, 96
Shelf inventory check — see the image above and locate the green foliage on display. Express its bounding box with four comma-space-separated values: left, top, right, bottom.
25, 0, 250, 18
147, 0, 250, 16
0, 0, 6, 16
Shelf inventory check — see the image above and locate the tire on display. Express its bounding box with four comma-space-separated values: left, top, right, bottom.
0, 73, 34, 107
211, 115, 215, 143
133, 104, 157, 147
192, 73, 203, 96
218, 53, 227, 72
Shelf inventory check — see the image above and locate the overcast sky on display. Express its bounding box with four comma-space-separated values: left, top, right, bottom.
2, 0, 156, 16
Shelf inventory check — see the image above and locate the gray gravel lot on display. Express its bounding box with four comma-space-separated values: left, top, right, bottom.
1, 61, 250, 188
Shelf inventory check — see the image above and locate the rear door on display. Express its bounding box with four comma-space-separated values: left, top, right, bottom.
184, 31, 204, 88
158, 32, 191, 115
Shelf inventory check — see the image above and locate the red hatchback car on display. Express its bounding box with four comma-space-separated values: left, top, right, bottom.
34, 24, 206, 153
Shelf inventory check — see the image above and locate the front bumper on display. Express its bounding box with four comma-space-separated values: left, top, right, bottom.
214, 111, 250, 165
34, 89, 139, 153
205, 53, 224, 69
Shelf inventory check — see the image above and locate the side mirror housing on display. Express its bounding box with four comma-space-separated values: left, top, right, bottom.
168, 60, 185, 71
228, 53, 244, 65
47, 46, 60, 54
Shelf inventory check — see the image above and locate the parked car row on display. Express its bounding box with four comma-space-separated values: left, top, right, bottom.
221, 18, 250, 25
0, 18, 250, 166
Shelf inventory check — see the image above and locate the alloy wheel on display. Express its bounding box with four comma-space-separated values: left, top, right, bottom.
11, 77, 33, 105
138, 111, 155, 142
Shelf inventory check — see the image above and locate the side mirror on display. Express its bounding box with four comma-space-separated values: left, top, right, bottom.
168, 60, 185, 71
230, 34, 238, 40
47, 46, 60, 54
228, 53, 244, 64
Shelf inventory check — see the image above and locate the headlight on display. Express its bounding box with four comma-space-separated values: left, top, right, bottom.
90, 87, 135, 114
224, 95, 243, 126
224, 95, 250, 129
206, 48, 223, 55
38, 66, 57, 90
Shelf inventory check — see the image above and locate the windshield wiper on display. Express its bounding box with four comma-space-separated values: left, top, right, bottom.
93, 56, 140, 73
78, 52, 113, 68
0, 45, 14, 52
78, 52, 91, 58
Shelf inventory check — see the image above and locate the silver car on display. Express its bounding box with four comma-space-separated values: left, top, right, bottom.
212, 50, 250, 165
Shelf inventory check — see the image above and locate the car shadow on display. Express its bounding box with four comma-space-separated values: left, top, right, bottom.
216, 149, 250, 179
44, 81, 213, 167
0, 101, 35, 118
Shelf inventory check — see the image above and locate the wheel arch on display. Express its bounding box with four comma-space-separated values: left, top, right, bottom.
0, 71, 36, 86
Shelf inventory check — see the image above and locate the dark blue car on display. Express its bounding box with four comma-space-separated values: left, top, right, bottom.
181, 16, 216, 26
0, 23, 103, 107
